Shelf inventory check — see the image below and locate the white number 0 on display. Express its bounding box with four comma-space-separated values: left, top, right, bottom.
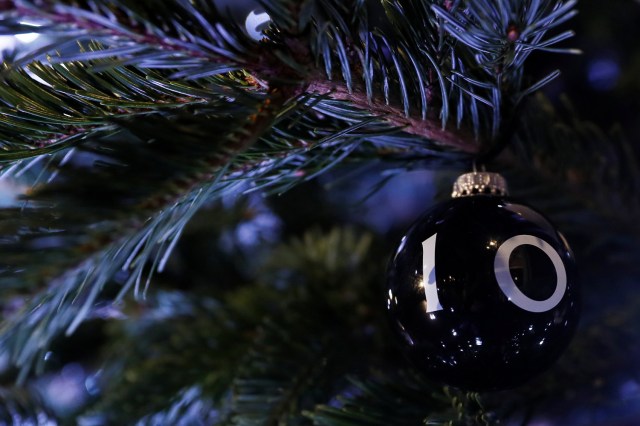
422, 234, 567, 313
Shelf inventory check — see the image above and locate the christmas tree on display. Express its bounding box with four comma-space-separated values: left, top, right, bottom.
0, 0, 639, 424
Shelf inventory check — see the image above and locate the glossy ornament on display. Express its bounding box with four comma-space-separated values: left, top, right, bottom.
386, 172, 579, 391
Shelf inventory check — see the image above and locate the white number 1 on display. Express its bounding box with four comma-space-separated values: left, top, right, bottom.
422, 233, 567, 314
422, 234, 443, 313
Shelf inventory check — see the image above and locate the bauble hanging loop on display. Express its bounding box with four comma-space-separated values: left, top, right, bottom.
386, 171, 580, 391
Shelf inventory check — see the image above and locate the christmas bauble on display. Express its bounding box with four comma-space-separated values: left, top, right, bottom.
386, 172, 579, 391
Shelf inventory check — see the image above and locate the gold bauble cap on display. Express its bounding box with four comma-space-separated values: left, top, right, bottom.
451, 172, 508, 198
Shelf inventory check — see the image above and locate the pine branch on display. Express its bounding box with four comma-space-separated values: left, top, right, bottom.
305, 80, 477, 152
85, 290, 271, 423
10, 0, 256, 66
0, 91, 291, 380
131, 386, 220, 426
0, 61, 242, 160
1, 0, 577, 159
227, 228, 381, 426
0, 2, 468, 154
80, 228, 384, 424
433, 0, 579, 137
307, 374, 493, 426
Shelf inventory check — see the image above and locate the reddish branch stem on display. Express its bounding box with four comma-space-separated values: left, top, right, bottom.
304, 80, 478, 153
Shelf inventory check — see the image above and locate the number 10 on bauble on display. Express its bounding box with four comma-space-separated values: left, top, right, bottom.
386, 172, 579, 391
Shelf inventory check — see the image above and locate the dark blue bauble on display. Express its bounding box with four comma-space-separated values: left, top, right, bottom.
386, 195, 580, 391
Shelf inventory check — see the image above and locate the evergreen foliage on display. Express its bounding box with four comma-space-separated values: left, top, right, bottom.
0, 0, 637, 424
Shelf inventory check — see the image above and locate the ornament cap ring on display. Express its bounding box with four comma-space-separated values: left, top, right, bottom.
452, 172, 509, 198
